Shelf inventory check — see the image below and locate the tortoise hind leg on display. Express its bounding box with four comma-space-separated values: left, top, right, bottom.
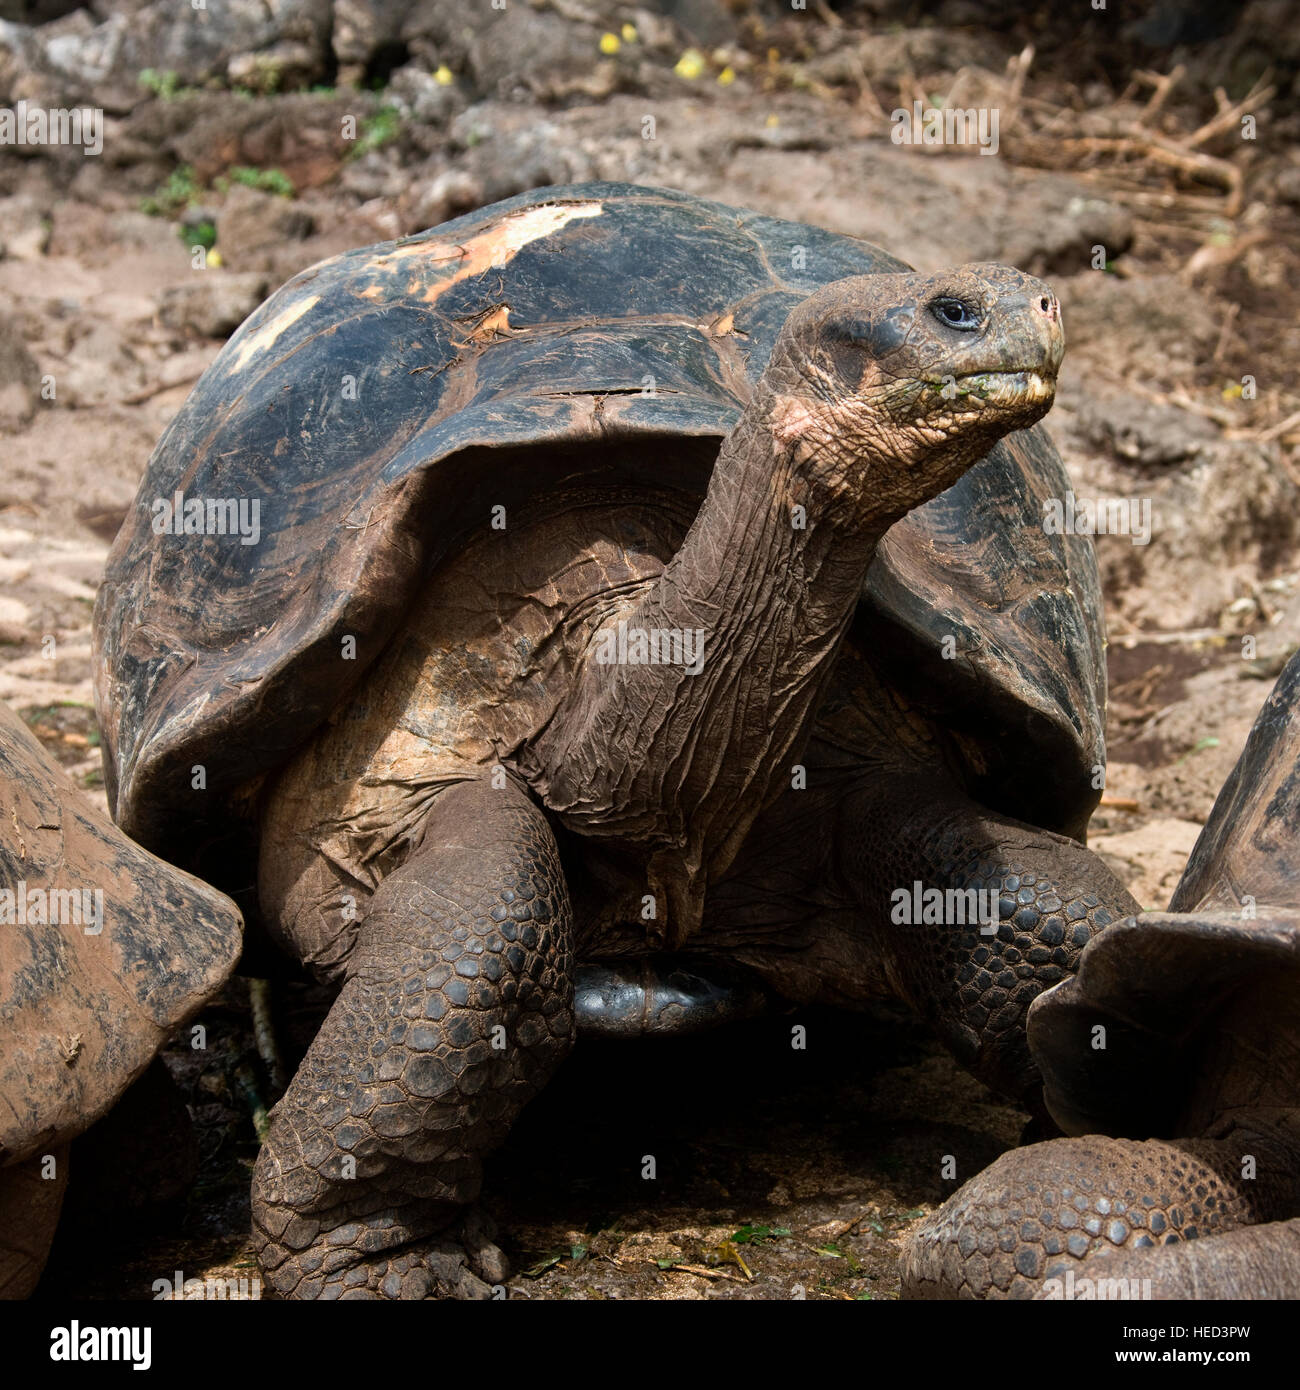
252, 776, 574, 1299
838, 775, 1139, 1108
902, 1132, 1298, 1298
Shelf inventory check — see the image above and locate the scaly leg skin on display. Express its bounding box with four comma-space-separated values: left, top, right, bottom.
903, 1132, 1300, 1299
252, 777, 574, 1300
840, 779, 1141, 1107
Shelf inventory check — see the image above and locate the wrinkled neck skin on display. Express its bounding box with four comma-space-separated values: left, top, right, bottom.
518, 370, 912, 947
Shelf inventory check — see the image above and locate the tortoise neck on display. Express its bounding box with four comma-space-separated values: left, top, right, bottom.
662, 382, 886, 644
518, 381, 888, 946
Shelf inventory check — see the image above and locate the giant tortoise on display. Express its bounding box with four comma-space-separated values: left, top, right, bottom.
0, 700, 241, 1296
93, 182, 1139, 1298
904, 649, 1300, 1299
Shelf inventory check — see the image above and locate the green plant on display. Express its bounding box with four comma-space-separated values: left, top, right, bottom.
729, 1224, 792, 1245
244, 57, 282, 96
350, 106, 401, 158
187, 220, 217, 251
227, 166, 296, 198
138, 68, 184, 100
140, 165, 199, 217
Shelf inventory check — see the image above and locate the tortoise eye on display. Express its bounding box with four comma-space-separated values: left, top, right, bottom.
930, 297, 980, 331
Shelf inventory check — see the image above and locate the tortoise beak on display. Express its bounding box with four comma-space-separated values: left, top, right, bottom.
1033, 288, 1065, 377
1014, 279, 1064, 379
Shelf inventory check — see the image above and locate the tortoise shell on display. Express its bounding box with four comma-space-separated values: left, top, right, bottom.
0, 700, 240, 1164
93, 182, 1105, 870
1030, 651, 1300, 1139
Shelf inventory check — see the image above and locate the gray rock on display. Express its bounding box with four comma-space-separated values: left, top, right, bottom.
0, 308, 39, 429
0, 193, 51, 260
999, 198, 1135, 278
158, 270, 269, 338
387, 62, 460, 125
216, 184, 314, 268
3, 0, 332, 102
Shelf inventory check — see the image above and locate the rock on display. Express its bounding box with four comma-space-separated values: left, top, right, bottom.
216, 184, 314, 268
226, 42, 320, 93
1071, 428, 1300, 632
441, 104, 599, 210
463, 7, 610, 101
1058, 273, 1220, 377
0, 192, 51, 259
332, 0, 420, 70
807, 28, 995, 88
998, 197, 1135, 278
1075, 387, 1217, 468
167, 92, 353, 191
54, 321, 151, 407
1, 0, 332, 104
388, 62, 460, 125
338, 149, 407, 202
158, 271, 269, 338
0, 308, 39, 429
651, 0, 738, 47
334, 0, 675, 101
399, 168, 483, 236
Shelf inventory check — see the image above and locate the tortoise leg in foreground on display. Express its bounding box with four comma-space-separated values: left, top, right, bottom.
903, 654, 1300, 1298
839, 773, 1139, 1109
900, 945, 1300, 1299
252, 777, 574, 1299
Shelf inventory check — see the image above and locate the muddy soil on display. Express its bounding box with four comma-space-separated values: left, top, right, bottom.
5, 0, 1300, 1299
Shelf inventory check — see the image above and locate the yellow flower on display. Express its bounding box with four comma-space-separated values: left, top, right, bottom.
765, 113, 780, 128
675, 48, 705, 79
434, 64, 454, 86
718, 66, 735, 85
599, 32, 621, 55
205, 249, 223, 268
621, 23, 638, 43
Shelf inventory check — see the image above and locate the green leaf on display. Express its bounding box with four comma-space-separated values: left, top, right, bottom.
1178, 735, 1221, 764
729, 1224, 792, 1244
522, 1252, 564, 1278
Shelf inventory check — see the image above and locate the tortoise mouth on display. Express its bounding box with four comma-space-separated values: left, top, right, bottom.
951, 368, 1056, 407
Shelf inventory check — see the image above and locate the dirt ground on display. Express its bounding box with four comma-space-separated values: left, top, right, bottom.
5, 0, 1300, 1299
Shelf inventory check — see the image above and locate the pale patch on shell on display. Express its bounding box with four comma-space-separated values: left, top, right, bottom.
226, 294, 321, 374
359, 201, 605, 306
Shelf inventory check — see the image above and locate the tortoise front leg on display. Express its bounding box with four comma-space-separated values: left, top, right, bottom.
252, 776, 574, 1299
838, 775, 1139, 1108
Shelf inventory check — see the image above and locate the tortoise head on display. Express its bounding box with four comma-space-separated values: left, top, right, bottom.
766, 263, 1064, 526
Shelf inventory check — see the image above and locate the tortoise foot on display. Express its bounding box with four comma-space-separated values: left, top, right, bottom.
260, 1207, 507, 1301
